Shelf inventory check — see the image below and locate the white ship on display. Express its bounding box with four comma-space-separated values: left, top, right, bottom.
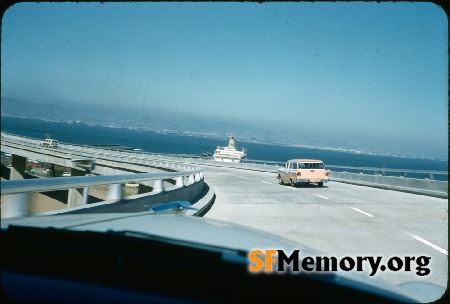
213, 137, 247, 163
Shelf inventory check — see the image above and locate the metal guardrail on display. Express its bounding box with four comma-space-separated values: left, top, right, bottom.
1, 170, 203, 195
1, 169, 204, 219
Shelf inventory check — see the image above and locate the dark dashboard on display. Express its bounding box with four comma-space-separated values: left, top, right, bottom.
1, 226, 414, 303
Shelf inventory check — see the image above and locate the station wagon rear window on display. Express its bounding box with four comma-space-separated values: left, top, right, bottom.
298, 163, 324, 169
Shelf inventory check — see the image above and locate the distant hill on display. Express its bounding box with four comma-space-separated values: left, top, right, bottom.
0, 97, 376, 151
0, 97, 289, 144
3, 97, 440, 159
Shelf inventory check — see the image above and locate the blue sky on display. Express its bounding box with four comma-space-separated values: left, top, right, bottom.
1, 2, 448, 159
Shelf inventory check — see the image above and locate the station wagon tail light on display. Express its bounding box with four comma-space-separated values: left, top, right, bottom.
297, 171, 301, 176
325, 171, 329, 176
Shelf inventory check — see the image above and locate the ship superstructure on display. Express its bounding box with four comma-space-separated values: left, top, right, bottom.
212, 137, 247, 163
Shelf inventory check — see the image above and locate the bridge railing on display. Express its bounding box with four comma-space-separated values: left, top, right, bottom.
1, 169, 204, 219
233, 160, 448, 198
237, 159, 447, 181
1, 132, 204, 174
324, 165, 448, 181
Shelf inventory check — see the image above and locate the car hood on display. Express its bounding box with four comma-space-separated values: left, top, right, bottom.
1, 212, 318, 253
2, 212, 420, 302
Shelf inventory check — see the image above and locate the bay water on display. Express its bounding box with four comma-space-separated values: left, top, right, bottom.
1, 116, 447, 176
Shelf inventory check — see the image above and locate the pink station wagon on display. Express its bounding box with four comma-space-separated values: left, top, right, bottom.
277, 159, 330, 187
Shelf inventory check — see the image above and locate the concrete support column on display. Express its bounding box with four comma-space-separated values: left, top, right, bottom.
153, 179, 164, 193
50, 164, 56, 177
195, 173, 201, 181
176, 176, 184, 187
10, 154, 27, 180
1, 193, 30, 218
67, 168, 86, 208
4, 155, 30, 218
106, 184, 123, 201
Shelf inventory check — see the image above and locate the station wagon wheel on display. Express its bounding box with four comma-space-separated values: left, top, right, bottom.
290, 179, 295, 187
278, 176, 284, 185
318, 182, 324, 187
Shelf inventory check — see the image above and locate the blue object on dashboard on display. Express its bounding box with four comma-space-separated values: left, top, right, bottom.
147, 201, 198, 213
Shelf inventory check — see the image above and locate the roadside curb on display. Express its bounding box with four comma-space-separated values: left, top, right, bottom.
331, 179, 448, 199
187, 183, 216, 217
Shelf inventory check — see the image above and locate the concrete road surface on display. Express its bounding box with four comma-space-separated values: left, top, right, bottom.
202, 165, 448, 302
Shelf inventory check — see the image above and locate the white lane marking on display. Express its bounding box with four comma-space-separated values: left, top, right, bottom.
261, 181, 274, 185
350, 207, 374, 218
313, 194, 329, 200
410, 234, 448, 255
287, 187, 297, 190
238, 176, 249, 179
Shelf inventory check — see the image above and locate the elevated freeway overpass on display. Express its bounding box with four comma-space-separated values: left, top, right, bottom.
1, 132, 448, 301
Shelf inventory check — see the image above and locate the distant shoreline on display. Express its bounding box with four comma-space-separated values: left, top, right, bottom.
1, 114, 448, 162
